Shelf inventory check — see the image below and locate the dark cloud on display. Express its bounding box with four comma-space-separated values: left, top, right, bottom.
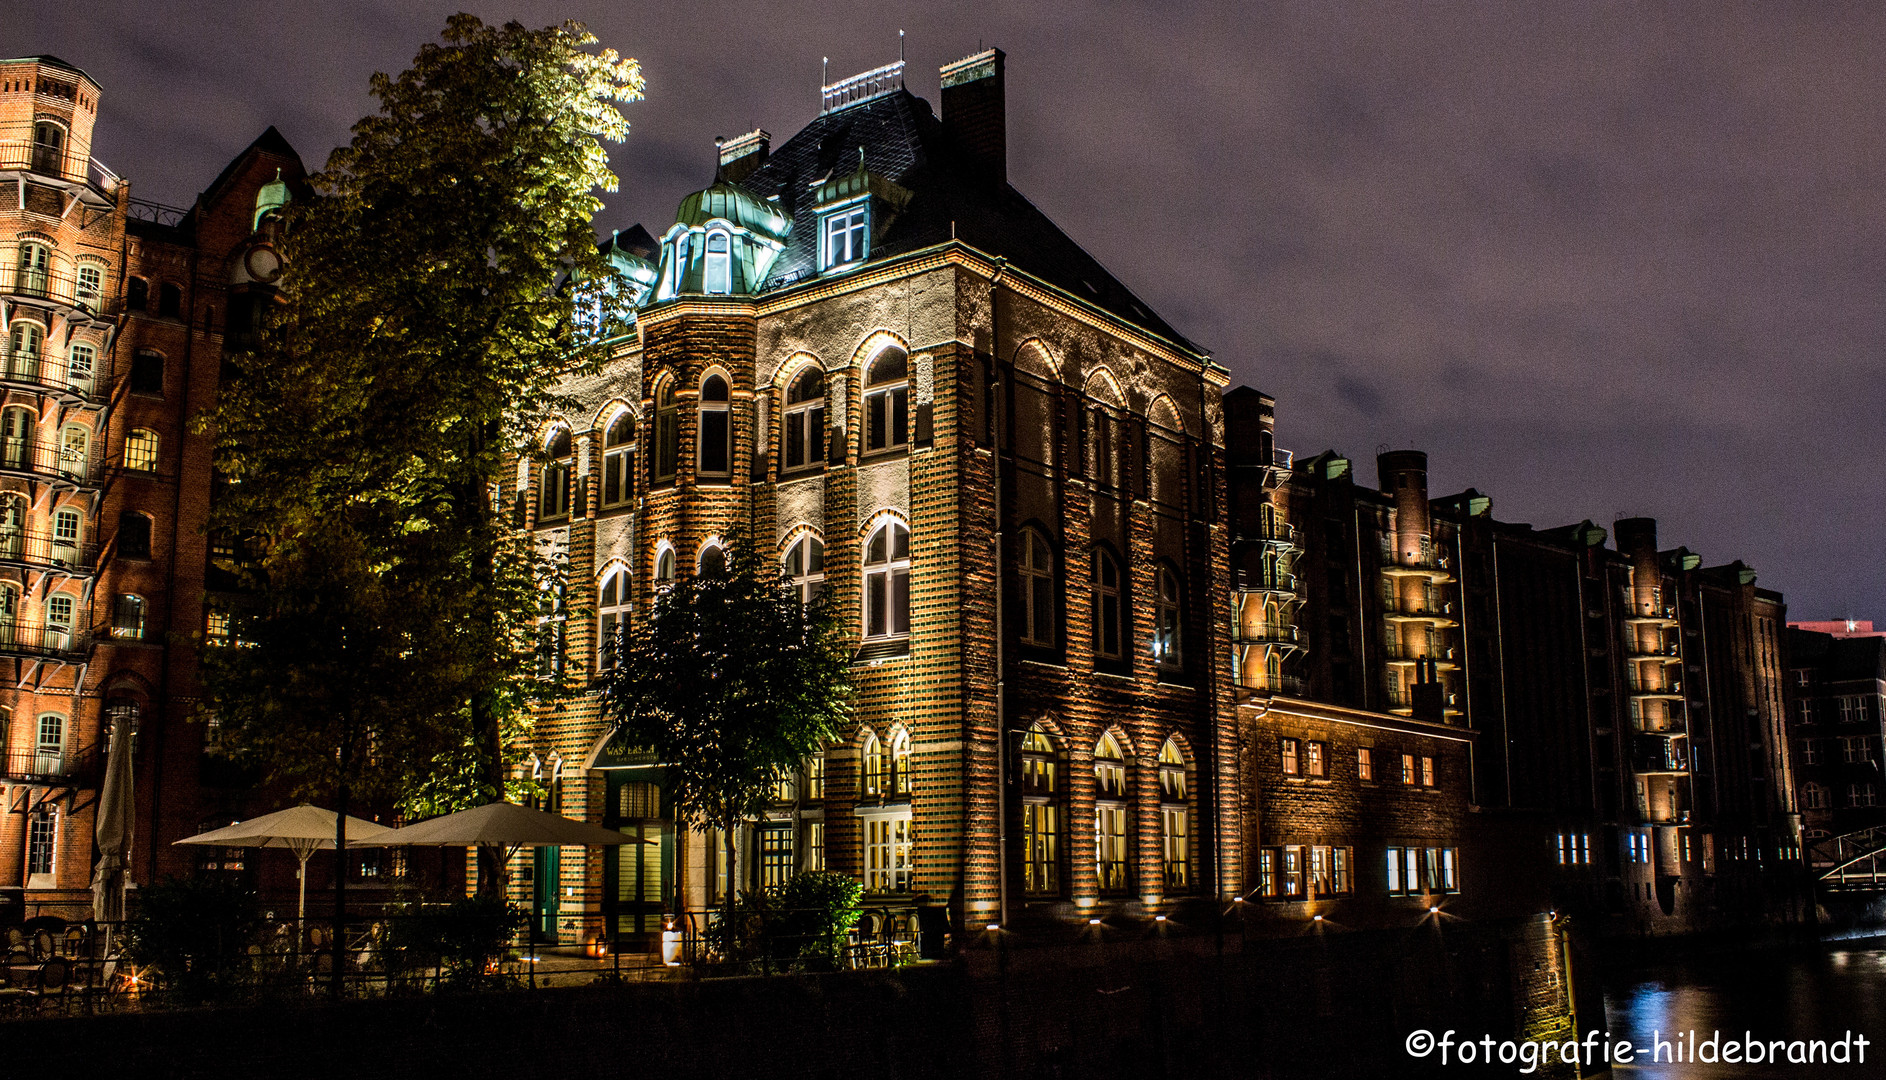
19, 1, 1886, 619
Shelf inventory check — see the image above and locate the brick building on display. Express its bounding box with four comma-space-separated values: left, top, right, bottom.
521, 51, 1241, 950
1223, 388, 1805, 935
0, 54, 306, 915
1784, 627, 1886, 843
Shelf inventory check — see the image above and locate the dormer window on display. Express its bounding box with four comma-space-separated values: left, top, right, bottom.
821, 205, 868, 271
703, 231, 731, 294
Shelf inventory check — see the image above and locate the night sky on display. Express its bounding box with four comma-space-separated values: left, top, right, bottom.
21, 3, 1885, 621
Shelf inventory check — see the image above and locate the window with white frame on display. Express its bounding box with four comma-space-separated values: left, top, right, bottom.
7, 320, 42, 379
654, 545, 676, 588
759, 822, 793, 887
597, 567, 630, 669
1802, 738, 1821, 765
1803, 783, 1829, 810
26, 808, 55, 877
66, 343, 94, 394
51, 508, 79, 552
861, 732, 885, 798
1852, 783, 1878, 808
862, 521, 910, 640
1357, 746, 1374, 781
784, 535, 824, 606
889, 728, 911, 797
1094, 732, 1128, 893
1152, 566, 1182, 668
1091, 549, 1123, 660
16, 243, 49, 296
863, 348, 908, 454
1159, 738, 1189, 889
1020, 726, 1060, 895
35, 713, 64, 774
703, 230, 731, 294
600, 412, 634, 508
44, 594, 73, 649
697, 373, 731, 477
1280, 737, 1299, 776
781, 367, 825, 471
76, 265, 102, 310
821, 205, 868, 270
1018, 529, 1056, 648
539, 428, 573, 520
862, 812, 911, 892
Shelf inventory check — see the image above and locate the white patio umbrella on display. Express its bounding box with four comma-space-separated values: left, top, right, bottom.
91, 716, 135, 929
355, 800, 638, 863
173, 805, 394, 921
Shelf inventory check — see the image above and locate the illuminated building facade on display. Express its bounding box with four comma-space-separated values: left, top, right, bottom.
523, 51, 1241, 949
0, 54, 305, 915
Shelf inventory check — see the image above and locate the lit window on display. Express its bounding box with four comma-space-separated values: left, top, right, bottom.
1091, 549, 1122, 660
538, 428, 573, 521
124, 428, 158, 473
1094, 732, 1128, 893
112, 594, 145, 640
1159, 738, 1188, 800
1257, 848, 1278, 898
1280, 737, 1299, 776
653, 380, 679, 482
805, 752, 825, 800
1357, 746, 1373, 781
862, 732, 885, 797
862, 521, 910, 640
863, 813, 911, 892
1306, 741, 1325, 778
890, 729, 911, 797
697, 373, 731, 477
703, 230, 731, 294
1281, 845, 1302, 897
1401, 753, 1417, 785
65, 343, 94, 394
1020, 726, 1059, 895
75, 266, 102, 311
863, 348, 908, 454
1159, 738, 1189, 889
206, 608, 231, 647
822, 205, 868, 270
782, 368, 825, 471
597, 567, 630, 669
1153, 566, 1182, 668
1018, 529, 1055, 648
600, 412, 635, 508
759, 823, 794, 888
807, 822, 826, 870
1421, 756, 1436, 787
784, 535, 825, 606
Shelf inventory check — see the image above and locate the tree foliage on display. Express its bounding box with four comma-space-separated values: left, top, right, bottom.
204, 16, 643, 810
598, 537, 854, 835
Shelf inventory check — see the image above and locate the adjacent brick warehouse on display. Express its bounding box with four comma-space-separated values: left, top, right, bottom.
517, 53, 1240, 950
0, 54, 310, 916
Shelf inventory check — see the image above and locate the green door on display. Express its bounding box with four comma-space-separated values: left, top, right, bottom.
603, 775, 673, 943
533, 845, 560, 937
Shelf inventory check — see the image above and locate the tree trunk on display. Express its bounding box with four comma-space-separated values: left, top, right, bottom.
465, 419, 506, 899
723, 812, 738, 958
332, 755, 349, 1001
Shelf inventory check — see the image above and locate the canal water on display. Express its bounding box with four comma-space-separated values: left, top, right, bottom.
1603, 938, 1886, 1077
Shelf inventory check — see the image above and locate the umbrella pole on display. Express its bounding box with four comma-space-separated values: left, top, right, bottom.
297, 852, 309, 946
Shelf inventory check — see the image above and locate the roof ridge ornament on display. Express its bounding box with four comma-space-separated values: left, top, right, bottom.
821, 59, 905, 114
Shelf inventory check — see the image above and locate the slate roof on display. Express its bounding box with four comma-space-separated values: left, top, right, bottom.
706, 88, 1200, 355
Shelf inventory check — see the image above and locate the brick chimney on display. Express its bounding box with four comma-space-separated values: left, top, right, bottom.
940, 49, 1005, 183
717, 129, 770, 185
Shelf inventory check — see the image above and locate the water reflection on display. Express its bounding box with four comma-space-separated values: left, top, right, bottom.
1604, 942, 1886, 1078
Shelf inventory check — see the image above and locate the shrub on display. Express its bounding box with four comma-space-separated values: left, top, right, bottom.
121, 875, 265, 1001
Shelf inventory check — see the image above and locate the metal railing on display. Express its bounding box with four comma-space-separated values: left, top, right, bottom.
1234, 623, 1300, 646
126, 198, 189, 228
0, 265, 111, 316
0, 440, 105, 487
1381, 643, 1457, 664
821, 61, 905, 113
0, 528, 100, 573
0, 345, 104, 400
1251, 522, 1296, 545
0, 744, 99, 785
0, 132, 118, 198
0, 620, 93, 660
1627, 673, 1682, 695
1244, 570, 1299, 594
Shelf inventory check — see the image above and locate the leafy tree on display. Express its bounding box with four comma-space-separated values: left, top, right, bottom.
599, 537, 853, 932
204, 16, 644, 881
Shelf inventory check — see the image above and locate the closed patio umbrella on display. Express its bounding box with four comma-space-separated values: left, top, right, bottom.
91, 715, 134, 930
174, 805, 394, 922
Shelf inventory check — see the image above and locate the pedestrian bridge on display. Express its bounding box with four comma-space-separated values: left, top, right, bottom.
1808, 826, 1886, 891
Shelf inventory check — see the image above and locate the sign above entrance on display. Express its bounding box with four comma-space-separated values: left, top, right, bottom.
582, 725, 666, 772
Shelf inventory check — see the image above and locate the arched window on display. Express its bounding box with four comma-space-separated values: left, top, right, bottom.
60, 424, 90, 481
784, 534, 824, 606
75, 266, 102, 312
1020, 725, 1060, 895
600, 411, 635, 508
0, 495, 23, 560
653, 380, 679, 482
66, 342, 94, 394
15, 242, 49, 297
0, 584, 16, 639
44, 594, 74, 651
124, 428, 159, 473
539, 428, 573, 521
126, 277, 148, 312
1089, 404, 1117, 488
863, 521, 910, 640
6, 319, 42, 380
861, 731, 885, 797
30, 121, 64, 174
1158, 738, 1189, 890
112, 594, 146, 640
1153, 566, 1182, 669
697, 373, 731, 477
34, 713, 65, 774
0, 408, 29, 470
598, 567, 630, 669
863, 348, 909, 453
654, 544, 676, 588
1803, 782, 1829, 810
890, 728, 911, 797
51, 508, 80, 556
1018, 529, 1056, 648
1091, 549, 1122, 660
698, 542, 726, 576
703, 230, 731, 294
1094, 732, 1129, 893
782, 367, 825, 471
